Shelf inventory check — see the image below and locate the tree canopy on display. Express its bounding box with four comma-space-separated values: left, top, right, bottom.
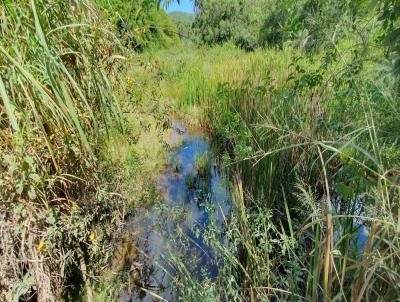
193, 0, 267, 50
96, 0, 179, 50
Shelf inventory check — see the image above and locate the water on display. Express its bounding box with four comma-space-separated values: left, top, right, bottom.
332, 194, 370, 253
121, 121, 231, 301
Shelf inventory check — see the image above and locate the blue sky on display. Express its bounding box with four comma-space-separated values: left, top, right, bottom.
165, 0, 194, 13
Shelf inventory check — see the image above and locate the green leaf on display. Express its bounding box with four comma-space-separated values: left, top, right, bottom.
47, 214, 56, 225
15, 182, 24, 195
60, 82, 92, 153
31, 0, 49, 53
0, 77, 19, 132
24, 156, 35, 167
29, 173, 41, 182
28, 188, 37, 200
12, 274, 34, 302
335, 182, 353, 200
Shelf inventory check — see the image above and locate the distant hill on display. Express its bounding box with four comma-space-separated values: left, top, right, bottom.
169, 11, 195, 26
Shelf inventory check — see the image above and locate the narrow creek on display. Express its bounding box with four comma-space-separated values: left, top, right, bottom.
121, 120, 231, 301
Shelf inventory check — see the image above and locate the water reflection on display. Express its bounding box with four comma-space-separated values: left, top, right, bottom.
121, 121, 230, 301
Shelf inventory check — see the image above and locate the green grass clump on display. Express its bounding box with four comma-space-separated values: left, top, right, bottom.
194, 151, 212, 178
185, 173, 197, 190
0, 1, 127, 300
172, 156, 182, 173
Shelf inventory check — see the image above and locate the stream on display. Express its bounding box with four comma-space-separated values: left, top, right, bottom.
115, 121, 370, 302
121, 121, 231, 301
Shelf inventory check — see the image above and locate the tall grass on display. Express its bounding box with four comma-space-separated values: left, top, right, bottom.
0, 1, 126, 301
152, 32, 400, 300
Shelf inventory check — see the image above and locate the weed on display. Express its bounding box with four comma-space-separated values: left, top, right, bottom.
194, 151, 212, 178
150, 39, 400, 300
185, 173, 197, 190
172, 156, 181, 173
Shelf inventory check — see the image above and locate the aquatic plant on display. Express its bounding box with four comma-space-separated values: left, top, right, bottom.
194, 151, 212, 178
185, 173, 197, 190
172, 156, 182, 173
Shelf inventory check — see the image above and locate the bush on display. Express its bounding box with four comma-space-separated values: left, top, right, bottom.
193, 0, 266, 51
96, 0, 179, 51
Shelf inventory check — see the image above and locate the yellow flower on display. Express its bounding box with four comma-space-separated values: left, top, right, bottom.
126, 76, 134, 85
71, 202, 79, 213
37, 240, 46, 253
89, 232, 95, 242
92, 23, 97, 31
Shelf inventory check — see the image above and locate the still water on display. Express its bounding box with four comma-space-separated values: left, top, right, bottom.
121, 121, 231, 301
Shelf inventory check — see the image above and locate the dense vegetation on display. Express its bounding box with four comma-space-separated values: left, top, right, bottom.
163, 0, 400, 300
169, 11, 195, 40
0, 1, 124, 300
1, 0, 399, 301
97, 0, 179, 50
192, 0, 267, 50
0, 1, 174, 301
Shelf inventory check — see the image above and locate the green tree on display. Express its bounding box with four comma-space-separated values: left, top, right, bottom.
193, 0, 267, 50
260, 0, 367, 51
97, 0, 179, 50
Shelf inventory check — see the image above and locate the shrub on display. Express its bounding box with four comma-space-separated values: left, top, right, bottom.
193, 0, 266, 51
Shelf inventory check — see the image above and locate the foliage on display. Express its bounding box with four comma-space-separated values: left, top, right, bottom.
169, 11, 196, 40
198, 49, 400, 300
147, 2, 400, 295
193, 0, 267, 51
2, 0, 400, 301
194, 151, 212, 178
0, 1, 129, 301
259, 0, 369, 51
377, 0, 400, 79
96, 0, 179, 50
192, 0, 369, 52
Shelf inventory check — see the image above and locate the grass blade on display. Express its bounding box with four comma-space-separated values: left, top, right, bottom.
0, 77, 19, 132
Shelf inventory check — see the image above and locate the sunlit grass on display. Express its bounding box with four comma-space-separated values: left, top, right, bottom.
148, 41, 400, 301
